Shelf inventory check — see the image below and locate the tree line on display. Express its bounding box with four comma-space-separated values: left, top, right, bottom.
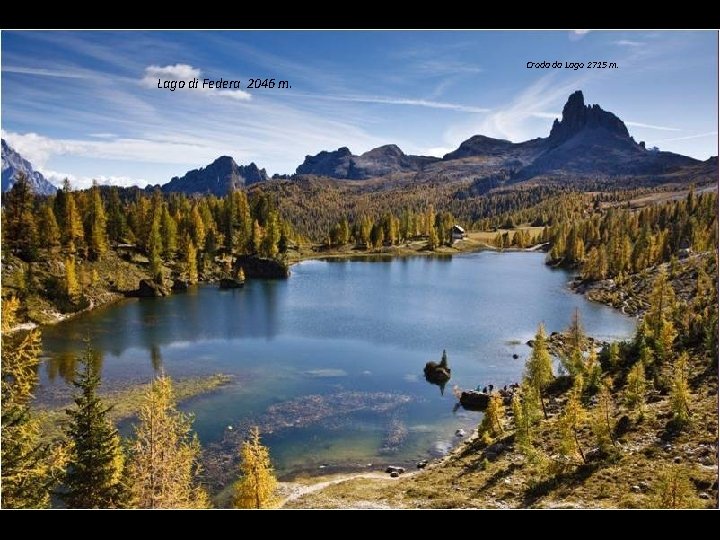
2, 175, 294, 269
546, 190, 718, 280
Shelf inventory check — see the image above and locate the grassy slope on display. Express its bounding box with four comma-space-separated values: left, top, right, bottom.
287, 362, 717, 509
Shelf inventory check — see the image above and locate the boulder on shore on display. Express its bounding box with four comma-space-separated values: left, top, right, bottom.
128, 279, 171, 297
234, 255, 290, 279
459, 391, 490, 411
219, 278, 244, 289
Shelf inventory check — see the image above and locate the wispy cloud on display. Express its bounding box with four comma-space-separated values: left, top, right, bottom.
625, 121, 680, 132
652, 131, 718, 143
290, 93, 489, 113
473, 74, 588, 141
531, 112, 560, 120
614, 40, 645, 47
2, 65, 91, 78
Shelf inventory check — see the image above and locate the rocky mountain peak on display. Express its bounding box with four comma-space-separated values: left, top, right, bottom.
2, 138, 57, 195
548, 90, 630, 146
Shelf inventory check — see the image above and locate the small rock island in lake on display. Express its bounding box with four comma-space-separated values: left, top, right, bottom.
424, 350, 452, 394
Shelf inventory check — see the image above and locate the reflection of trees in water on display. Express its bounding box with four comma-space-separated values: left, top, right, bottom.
44, 285, 284, 364
46, 348, 103, 384
150, 344, 163, 374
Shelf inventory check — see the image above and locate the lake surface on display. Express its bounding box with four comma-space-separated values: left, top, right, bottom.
38, 252, 635, 479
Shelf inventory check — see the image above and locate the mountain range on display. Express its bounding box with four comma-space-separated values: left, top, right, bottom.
2, 91, 716, 197
2, 139, 57, 196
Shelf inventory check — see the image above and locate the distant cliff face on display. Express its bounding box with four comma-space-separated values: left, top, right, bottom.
2, 139, 57, 196
548, 90, 630, 147
296, 144, 439, 179
160, 156, 269, 196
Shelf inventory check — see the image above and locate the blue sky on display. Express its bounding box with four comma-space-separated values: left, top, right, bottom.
1, 30, 717, 188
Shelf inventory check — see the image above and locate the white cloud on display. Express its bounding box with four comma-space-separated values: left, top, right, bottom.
425, 146, 454, 157
43, 169, 145, 190
141, 63, 251, 101
141, 63, 201, 87
569, 30, 590, 41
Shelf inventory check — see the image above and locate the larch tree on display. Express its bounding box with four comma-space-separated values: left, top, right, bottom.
62, 346, 126, 508
234, 426, 277, 509
1, 297, 62, 508
63, 181, 85, 252
126, 376, 209, 509
186, 239, 198, 284
38, 203, 61, 250
524, 323, 554, 418
625, 360, 647, 413
670, 352, 691, 427
478, 392, 505, 444
87, 181, 108, 259
557, 376, 587, 467
591, 378, 615, 453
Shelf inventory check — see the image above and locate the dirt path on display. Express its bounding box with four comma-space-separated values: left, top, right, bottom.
277, 472, 403, 508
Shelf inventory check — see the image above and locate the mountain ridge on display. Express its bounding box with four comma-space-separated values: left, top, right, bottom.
1, 139, 57, 196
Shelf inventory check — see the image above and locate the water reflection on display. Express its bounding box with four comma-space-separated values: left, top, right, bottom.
46, 348, 103, 383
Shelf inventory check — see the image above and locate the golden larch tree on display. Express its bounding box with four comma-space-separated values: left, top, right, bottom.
234, 427, 277, 509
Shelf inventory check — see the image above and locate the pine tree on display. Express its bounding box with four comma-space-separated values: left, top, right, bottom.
524, 323, 554, 418
62, 346, 126, 508
106, 187, 126, 244
126, 376, 209, 508
147, 215, 163, 284
3, 174, 39, 261
1, 297, 60, 507
234, 426, 277, 509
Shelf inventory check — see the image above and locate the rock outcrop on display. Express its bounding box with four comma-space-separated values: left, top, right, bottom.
547, 90, 630, 147
159, 156, 268, 196
128, 279, 171, 297
234, 255, 289, 279
296, 144, 439, 179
